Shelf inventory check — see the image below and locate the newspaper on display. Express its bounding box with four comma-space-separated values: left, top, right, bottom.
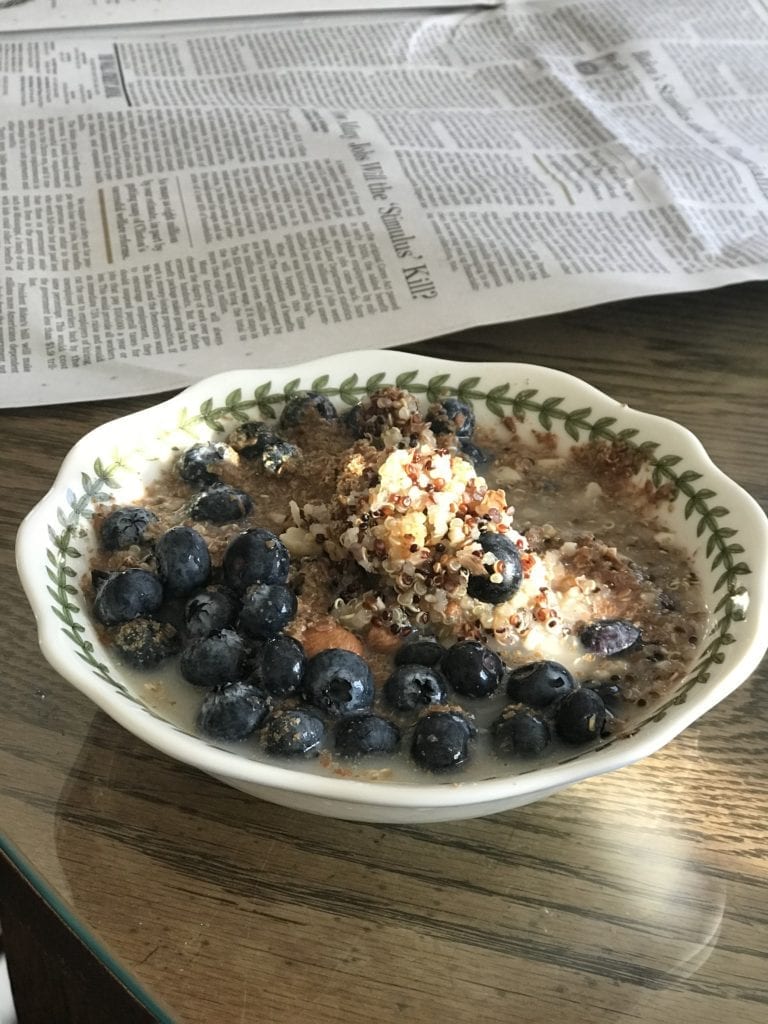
1, 0, 496, 34
2, 0, 768, 407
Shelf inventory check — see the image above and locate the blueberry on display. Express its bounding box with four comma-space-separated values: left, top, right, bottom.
555, 688, 607, 744
177, 442, 235, 487
100, 506, 157, 550
93, 569, 164, 625
260, 436, 302, 476
342, 403, 367, 439
340, 387, 424, 445
393, 635, 446, 668
238, 583, 297, 640
411, 710, 475, 773
188, 483, 253, 524
197, 681, 269, 741
304, 648, 375, 717
263, 708, 326, 757
180, 628, 247, 687
428, 397, 476, 439
591, 681, 623, 712
250, 634, 306, 698
383, 664, 448, 711
580, 619, 641, 657
335, 715, 400, 757
442, 640, 504, 698
227, 421, 302, 475
155, 526, 211, 597
279, 391, 338, 429
506, 660, 575, 709
151, 595, 187, 635
466, 531, 522, 604
183, 586, 239, 639
222, 528, 290, 593
112, 617, 180, 668
492, 707, 551, 759
227, 420, 270, 458
457, 439, 491, 470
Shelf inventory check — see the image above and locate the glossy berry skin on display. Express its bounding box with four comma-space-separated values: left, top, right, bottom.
188, 483, 253, 524
428, 397, 476, 439
591, 681, 623, 712
250, 634, 306, 698
155, 526, 211, 597
506, 660, 575, 710
467, 531, 523, 604
335, 715, 400, 758
492, 708, 551, 759
238, 583, 297, 640
183, 586, 240, 639
393, 636, 445, 668
180, 628, 247, 687
112, 618, 180, 668
555, 688, 607, 744
260, 436, 302, 476
580, 619, 641, 657
411, 710, 475, 773
196, 681, 269, 741
383, 664, 448, 711
263, 708, 326, 757
304, 648, 375, 718
279, 391, 338, 429
177, 442, 234, 487
93, 569, 164, 625
442, 640, 504, 698
222, 528, 290, 593
100, 506, 157, 551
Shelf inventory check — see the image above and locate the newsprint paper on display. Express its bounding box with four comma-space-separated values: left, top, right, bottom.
1, 0, 497, 34
2, 0, 768, 405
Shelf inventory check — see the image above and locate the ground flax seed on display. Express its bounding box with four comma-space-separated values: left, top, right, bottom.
88, 387, 707, 779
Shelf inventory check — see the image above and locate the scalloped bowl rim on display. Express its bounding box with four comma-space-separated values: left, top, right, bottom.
16, 352, 768, 811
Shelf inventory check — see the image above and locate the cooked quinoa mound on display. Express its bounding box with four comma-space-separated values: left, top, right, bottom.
280, 438, 553, 646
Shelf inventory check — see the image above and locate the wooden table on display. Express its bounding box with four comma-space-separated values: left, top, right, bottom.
2, 283, 767, 1024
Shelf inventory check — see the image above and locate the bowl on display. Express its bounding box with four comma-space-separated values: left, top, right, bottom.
16, 351, 768, 823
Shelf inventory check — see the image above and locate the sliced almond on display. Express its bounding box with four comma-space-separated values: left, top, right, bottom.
299, 618, 364, 659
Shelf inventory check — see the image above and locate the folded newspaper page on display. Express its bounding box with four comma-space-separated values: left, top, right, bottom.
2, 1, 768, 406
1, 0, 497, 34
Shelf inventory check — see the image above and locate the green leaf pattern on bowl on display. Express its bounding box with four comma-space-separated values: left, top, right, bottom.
45, 371, 751, 745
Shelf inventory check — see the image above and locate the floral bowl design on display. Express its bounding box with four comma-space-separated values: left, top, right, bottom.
16, 352, 768, 822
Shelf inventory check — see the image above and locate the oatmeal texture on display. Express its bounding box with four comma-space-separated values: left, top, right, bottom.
88, 388, 707, 780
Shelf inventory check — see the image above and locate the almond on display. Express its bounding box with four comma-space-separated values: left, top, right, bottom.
299, 618, 364, 659
366, 623, 402, 654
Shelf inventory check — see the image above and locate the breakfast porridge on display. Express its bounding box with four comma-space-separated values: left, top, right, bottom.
86, 386, 707, 781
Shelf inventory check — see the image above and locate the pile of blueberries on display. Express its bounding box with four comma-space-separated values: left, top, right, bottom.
89, 389, 642, 774
92, 502, 639, 772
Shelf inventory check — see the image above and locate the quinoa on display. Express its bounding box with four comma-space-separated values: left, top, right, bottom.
87, 389, 708, 779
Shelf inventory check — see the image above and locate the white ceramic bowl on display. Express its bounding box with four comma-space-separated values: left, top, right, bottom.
17, 352, 768, 822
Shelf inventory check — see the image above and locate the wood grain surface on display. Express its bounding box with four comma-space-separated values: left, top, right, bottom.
1, 282, 767, 1024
